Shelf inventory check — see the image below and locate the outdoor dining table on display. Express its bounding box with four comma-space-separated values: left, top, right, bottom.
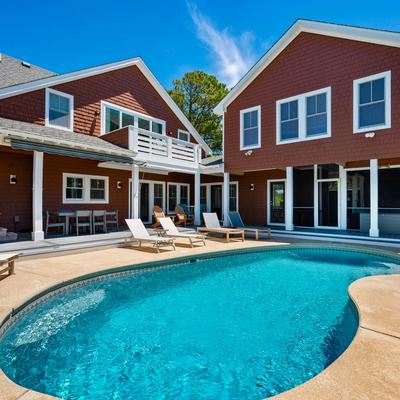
56, 210, 77, 235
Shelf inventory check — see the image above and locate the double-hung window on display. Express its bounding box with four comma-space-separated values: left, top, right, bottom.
277, 87, 331, 144
240, 105, 261, 150
63, 173, 109, 204
280, 100, 299, 140
45, 88, 74, 131
353, 71, 391, 133
101, 101, 166, 135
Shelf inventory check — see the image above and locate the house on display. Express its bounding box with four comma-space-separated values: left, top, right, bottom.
0, 54, 233, 242
215, 19, 400, 239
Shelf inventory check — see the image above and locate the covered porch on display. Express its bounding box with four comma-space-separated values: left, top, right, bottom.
268, 159, 400, 239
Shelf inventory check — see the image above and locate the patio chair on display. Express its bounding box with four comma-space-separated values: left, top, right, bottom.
106, 210, 119, 231
151, 206, 175, 228
45, 211, 66, 236
197, 213, 244, 243
125, 219, 176, 252
93, 210, 107, 234
70, 210, 92, 236
175, 205, 194, 227
228, 211, 271, 240
158, 217, 205, 247
0, 252, 19, 276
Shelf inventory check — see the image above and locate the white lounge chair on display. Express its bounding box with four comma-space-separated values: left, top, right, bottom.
158, 217, 206, 247
197, 213, 244, 243
125, 219, 176, 252
0, 252, 19, 276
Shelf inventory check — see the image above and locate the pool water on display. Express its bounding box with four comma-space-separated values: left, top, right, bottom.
1, 247, 399, 400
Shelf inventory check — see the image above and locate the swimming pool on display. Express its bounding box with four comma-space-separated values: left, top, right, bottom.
1, 246, 399, 400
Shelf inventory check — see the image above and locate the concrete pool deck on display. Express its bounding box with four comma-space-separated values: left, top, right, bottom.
0, 238, 399, 400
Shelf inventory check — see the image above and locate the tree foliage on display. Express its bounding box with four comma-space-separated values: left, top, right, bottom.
168, 71, 228, 151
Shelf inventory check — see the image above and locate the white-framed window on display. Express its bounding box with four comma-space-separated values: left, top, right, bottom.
200, 182, 239, 213
276, 87, 331, 144
178, 129, 190, 142
63, 173, 109, 204
167, 182, 190, 213
353, 71, 391, 133
45, 88, 74, 131
240, 105, 261, 150
101, 101, 166, 135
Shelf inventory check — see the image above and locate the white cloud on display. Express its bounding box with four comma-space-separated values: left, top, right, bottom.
188, 4, 256, 88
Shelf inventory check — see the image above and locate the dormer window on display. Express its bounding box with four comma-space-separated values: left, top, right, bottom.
45, 88, 74, 131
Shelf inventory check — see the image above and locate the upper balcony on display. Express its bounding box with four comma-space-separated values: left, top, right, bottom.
102, 126, 202, 171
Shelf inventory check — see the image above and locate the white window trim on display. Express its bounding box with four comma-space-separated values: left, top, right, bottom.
63, 173, 109, 204
353, 70, 391, 134
240, 105, 261, 150
178, 129, 190, 142
45, 88, 74, 132
167, 182, 190, 213
100, 100, 166, 135
276, 87, 331, 145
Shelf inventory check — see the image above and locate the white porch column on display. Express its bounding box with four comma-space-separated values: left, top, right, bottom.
339, 165, 347, 230
369, 159, 379, 237
194, 171, 201, 226
131, 164, 140, 219
223, 172, 230, 227
285, 166, 294, 231
32, 151, 44, 241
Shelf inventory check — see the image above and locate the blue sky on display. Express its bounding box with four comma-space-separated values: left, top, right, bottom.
1, 0, 399, 88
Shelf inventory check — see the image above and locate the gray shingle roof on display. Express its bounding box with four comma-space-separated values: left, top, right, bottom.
0, 54, 56, 89
0, 117, 132, 154
201, 155, 223, 166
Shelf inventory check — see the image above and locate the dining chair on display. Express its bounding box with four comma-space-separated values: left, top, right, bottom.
93, 210, 107, 233
71, 210, 92, 235
106, 210, 119, 231
44, 211, 66, 237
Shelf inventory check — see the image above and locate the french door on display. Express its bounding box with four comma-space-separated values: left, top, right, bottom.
268, 180, 285, 225
129, 180, 165, 223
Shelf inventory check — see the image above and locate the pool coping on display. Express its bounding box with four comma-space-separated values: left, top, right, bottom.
1, 242, 400, 400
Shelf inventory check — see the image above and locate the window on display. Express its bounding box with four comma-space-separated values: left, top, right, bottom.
45, 88, 74, 130
280, 100, 299, 140
90, 179, 106, 200
229, 183, 238, 212
277, 87, 331, 144
153, 183, 164, 208
65, 176, 83, 200
353, 71, 391, 133
180, 185, 189, 205
101, 101, 166, 135
167, 183, 190, 213
240, 106, 261, 150
63, 173, 109, 204
306, 93, 327, 137
178, 130, 190, 142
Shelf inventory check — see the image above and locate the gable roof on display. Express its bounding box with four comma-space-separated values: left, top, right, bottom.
0, 57, 212, 154
214, 19, 400, 115
0, 54, 56, 89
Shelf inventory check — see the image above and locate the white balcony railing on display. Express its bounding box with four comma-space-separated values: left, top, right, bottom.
129, 127, 200, 164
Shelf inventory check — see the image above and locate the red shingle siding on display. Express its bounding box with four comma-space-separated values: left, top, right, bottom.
0, 149, 33, 232
0, 65, 190, 141
224, 32, 400, 173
